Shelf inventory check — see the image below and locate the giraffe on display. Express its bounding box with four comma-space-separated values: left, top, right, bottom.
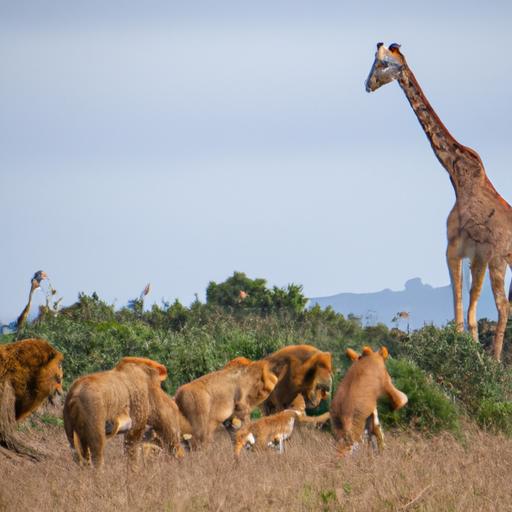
365, 43, 512, 361
16, 271, 47, 332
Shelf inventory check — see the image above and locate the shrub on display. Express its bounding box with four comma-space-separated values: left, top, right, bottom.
476, 400, 512, 436
206, 271, 308, 316
395, 325, 512, 433
380, 358, 460, 435
397, 326, 512, 402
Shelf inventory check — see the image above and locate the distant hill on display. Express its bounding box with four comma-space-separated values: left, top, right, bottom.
309, 276, 499, 330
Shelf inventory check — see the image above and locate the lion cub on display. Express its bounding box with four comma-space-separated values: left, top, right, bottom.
234, 409, 300, 456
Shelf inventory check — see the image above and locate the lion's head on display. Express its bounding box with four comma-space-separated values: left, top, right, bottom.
0, 338, 64, 422
39, 351, 64, 405
116, 357, 168, 381
299, 351, 333, 408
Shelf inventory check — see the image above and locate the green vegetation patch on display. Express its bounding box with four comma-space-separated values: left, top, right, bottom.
380, 358, 460, 435
4, 272, 512, 437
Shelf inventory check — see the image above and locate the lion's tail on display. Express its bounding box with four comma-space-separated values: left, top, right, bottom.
297, 411, 331, 425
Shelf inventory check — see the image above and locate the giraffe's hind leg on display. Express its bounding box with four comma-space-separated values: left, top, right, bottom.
489, 259, 509, 362
446, 243, 464, 332
468, 258, 487, 342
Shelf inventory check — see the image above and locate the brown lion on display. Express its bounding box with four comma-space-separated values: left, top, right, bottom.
0, 338, 63, 460
64, 356, 183, 467
330, 346, 408, 456
262, 344, 333, 415
174, 359, 279, 448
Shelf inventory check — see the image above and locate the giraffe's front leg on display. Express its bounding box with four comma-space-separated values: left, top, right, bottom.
446, 243, 464, 332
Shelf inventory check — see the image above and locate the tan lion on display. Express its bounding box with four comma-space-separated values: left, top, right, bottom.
64, 356, 183, 467
261, 345, 333, 415
174, 359, 279, 448
330, 346, 408, 456
345, 347, 385, 452
234, 397, 329, 456
234, 409, 299, 456
0, 338, 63, 460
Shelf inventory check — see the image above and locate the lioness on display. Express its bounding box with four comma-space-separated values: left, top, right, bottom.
330, 346, 408, 456
345, 347, 385, 452
174, 359, 279, 448
64, 357, 183, 467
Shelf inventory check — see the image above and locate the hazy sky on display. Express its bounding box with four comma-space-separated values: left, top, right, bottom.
1, 1, 511, 322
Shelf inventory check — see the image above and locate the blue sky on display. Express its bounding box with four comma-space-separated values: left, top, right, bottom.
1, 1, 511, 322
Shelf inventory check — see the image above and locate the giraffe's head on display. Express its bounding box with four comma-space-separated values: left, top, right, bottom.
365, 43, 405, 93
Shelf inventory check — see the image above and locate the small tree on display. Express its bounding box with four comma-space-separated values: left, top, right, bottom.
269, 283, 308, 316
60, 292, 115, 322
206, 271, 307, 316
206, 271, 271, 311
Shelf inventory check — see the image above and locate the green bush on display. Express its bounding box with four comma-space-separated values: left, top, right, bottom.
476, 400, 512, 436
395, 325, 512, 432
397, 326, 512, 403
206, 271, 308, 316
380, 358, 460, 435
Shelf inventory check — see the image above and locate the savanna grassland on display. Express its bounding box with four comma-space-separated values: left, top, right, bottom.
2, 418, 512, 511
2, 273, 512, 511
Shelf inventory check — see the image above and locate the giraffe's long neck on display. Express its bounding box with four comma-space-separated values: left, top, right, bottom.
17, 285, 35, 328
397, 65, 485, 196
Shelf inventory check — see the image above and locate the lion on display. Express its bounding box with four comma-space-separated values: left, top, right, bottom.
261, 345, 333, 415
174, 359, 279, 448
330, 346, 408, 456
345, 348, 385, 452
234, 409, 299, 456
63, 356, 183, 467
220, 356, 258, 431
0, 338, 63, 460
234, 397, 330, 457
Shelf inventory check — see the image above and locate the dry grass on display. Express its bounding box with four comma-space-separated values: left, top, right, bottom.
1, 421, 512, 512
